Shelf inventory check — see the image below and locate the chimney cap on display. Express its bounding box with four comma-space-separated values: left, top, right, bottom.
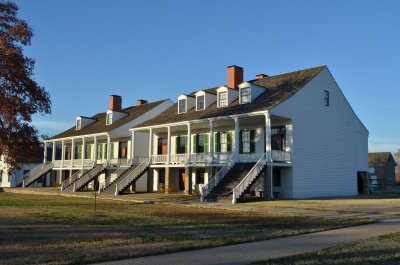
136, 99, 148, 106
110, 94, 121, 97
227, 65, 244, 70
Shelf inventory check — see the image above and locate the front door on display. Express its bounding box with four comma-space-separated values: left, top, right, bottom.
179, 168, 185, 191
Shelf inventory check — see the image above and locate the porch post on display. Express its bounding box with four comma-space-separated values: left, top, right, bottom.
184, 166, 191, 195
187, 123, 191, 162
167, 126, 171, 164
131, 130, 135, 162
106, 135, 111, 167
71, 138, 75, 167
234, 117, 240, 159
265, 112, 272, 155
209, 119, 214, 162
52, 141, 56, 162
43, 141, 47, 163
148, 128, 153, 159
93, 136, 98, 163
81, 137, 85, 169
61, 140, 65, 168
264, 111, 273, 200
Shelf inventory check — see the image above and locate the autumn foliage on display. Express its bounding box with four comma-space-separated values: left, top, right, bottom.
0, 1, 51, 171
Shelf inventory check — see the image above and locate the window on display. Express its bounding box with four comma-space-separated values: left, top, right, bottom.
196, 95, 205, 111
240, 87, 251, 104
196, 169, 205, 184
76, 119, 81, 130
176, 136, 187, 154
106, 113, 112, 125
271, 126, 286, 151
74, 145, 82, 159
193, 134, 209, 153
178, 99, 186, 114
273, 168, 281, 187
324, 90, 329, 106
240, 130, 255, 153
215, 132, 232, 152
85, 145, 92, 159
218, 91, 228, 107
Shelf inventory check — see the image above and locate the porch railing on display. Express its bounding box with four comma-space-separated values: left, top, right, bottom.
22, 161, 53, 188
61, 170, 84, 191
271, 150, 291, 163
200, 153, 237, 202
232, 152, 268, 204
151, 152, 232, 165
115, 157, 151, 195
152, 154, 168, 164
189, 153, 213, 163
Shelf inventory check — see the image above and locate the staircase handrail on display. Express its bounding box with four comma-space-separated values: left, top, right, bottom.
61, 170, 84, 191
73, 164, 104, 192
98, 159, 134, 193
22, 161, 53, 187
232, 152, 268, 204
200, 153, 236, 202
115, 157, 150, 195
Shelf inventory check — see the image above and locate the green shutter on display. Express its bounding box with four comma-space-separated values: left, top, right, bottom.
250, 130, 256, 153
98, 144, 102, 159
239, 131, 243, 154
192, 134, 197, 153
214, 132, 218, 153
204, 133, 209, 153
185, 135, 188, 153
176, 136, 179, 154
104, 143, 107, 159
111, 143, 115, 158
227, 132, 232, 152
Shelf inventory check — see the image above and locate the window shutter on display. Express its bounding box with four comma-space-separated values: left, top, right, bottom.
239, 131, 243, 154
204, 134, 209, 153
250, 130, 256, 153
192, 134, 197, 153
227, 132, 232, 152
185, 136, 188, 153
215, 132, 220, 152
111, 143, 114, 158
176, 136, 180, 154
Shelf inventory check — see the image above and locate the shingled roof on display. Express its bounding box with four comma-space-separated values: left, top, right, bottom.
368, 152, 396, 166
133, 66, 325, 128
48, 99, 168, 140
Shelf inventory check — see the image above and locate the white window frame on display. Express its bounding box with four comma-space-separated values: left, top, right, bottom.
106, 113, 112, 125
76, 119, 81, 130
218, 91, 228, 107
239, 87, 251, 104
196, 95, 205, 111
178, 99, 186, 114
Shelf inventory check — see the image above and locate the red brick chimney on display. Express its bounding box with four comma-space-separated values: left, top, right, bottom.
136, 99, 148, 106
227, 65, 244, 89
256, 74, 268, 79
109, 95, 122, 111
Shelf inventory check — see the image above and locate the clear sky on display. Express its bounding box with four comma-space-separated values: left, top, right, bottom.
14, 0, 400, 153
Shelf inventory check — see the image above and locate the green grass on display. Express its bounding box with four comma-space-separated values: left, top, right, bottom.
253, 232, 400, 265
0, 192, 371, 265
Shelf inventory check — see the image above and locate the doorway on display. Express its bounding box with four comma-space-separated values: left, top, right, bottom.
179, 168, 185, 191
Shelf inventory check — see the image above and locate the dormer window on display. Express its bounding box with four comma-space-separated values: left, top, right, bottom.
178, 99, 186, 114
106, 113, 112, 125
76, 119, 81, 130
196, 95, 205, 111
240, 87, 251, 104
218, 91, 228, 107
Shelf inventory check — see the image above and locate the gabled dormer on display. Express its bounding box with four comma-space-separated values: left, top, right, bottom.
238, 82, 265, 104
216, 86, 238, 108
178, 94, 195, 114
106, 95, 128, 125
76, 116, 96, 130
195, 91, 217, 111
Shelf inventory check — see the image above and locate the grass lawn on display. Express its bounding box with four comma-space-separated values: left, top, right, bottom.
254, 232, 400, 265
0, 192, 370, 265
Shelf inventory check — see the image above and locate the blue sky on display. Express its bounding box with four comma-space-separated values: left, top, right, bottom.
14, 0, 400, 153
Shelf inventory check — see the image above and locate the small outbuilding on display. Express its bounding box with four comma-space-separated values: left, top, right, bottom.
368, 152, 397, 187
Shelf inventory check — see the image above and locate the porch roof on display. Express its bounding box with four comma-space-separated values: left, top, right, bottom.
48, 99, 168, 140
133, 66, 325, 129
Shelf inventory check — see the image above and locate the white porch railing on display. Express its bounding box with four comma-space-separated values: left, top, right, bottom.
151, 152, 232, 165
238, 153, 262, 163
152, 154, 168, 164
213, 152, 232, 163
169, 154, 189, 164
232, 152, 268, 204
115, 157, 151, 195
271, 150, 291, 162
200, 153, 237, 202
189, 153, 213, 163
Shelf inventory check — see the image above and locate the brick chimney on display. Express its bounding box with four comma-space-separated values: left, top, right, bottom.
256, 74, 268, 79
227, 65, 244, 89
109, 95, 122, 112
136, 99, 148, 106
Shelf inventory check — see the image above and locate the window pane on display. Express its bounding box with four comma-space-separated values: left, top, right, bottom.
179, 99, 186, 113
197, 95, 205, 110
240, 87, 251, 104
218, 91, 227, 107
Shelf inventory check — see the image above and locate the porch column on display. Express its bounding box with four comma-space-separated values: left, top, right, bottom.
106, 135, 111, 167
52, 141, 56, 162
81, 137, 85, 169
148, 129, 153, 158
131, 130, 135, 162
264, 111, 273, 201
209, 119, 214, 161
43, 141, 47, 163
167, 126, 171, 164
93, 136, 98, 163
165, 167, 171, 194
61, 140, 65, 168
265, 112, 272, 155
184, 166, 191, 195
234, 117, 240, 158
187, 123, 191, 162
71, 138, 75, 167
